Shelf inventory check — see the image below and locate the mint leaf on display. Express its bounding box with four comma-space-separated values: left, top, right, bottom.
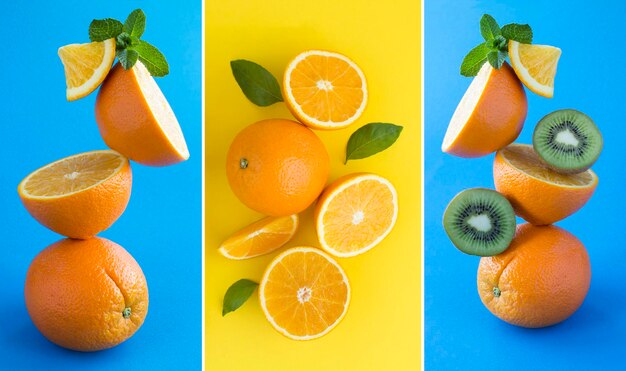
460, 43, 490, 77
230, 60, 283, 106
222, 279, 258, 316
346, 123, 403, 163
480, 14, 501, 41
124, 9, 146, 38
487, 50, 507, 69
89, 18, 123, 42
501, 24, 533, 44
117, 48, 139, 70
133, 40, 169, 77
116, 32, 132, 50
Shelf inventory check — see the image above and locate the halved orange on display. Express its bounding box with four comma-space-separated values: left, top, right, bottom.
283, 50, 367, 130
218, 215, 299, 259
493, 144, 597, 225
95, 62, 189, 167
315, 173, 398, 257
259, 247, 350, 340
18, 150, 132, 239
509, 40, 561, 98
442, 62, 527, 158
58, 38, 116, 101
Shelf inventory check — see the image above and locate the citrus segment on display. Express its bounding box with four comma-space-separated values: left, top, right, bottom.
25, 237, 149, 351
478, 224, 590, 328
315, 173, 398, 257
95, 62, 189, 166
58, 38, 116, 101
493, 144, 597, 225
508, 40, 561, 98
218, 215, 299, 259
283, 50, 367, 130
18, 150, 132, 239
442, 62, 527, 157
259, 247, 350, 340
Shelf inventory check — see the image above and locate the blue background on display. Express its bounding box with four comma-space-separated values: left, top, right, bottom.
426, 1, 624, 370
1, 1, 201, 369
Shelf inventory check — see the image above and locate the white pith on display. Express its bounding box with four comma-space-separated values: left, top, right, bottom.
316, 174, 399, 258
258, 247, 350, 340
442, 62, 492, 151
133, 61, 190, 160
284, 50, 367, 128
467, 214, 492, 232
352, 210, 365, 225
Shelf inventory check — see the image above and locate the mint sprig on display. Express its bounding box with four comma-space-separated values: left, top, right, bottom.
460, 14, 533, 76
88, 9, 169, 77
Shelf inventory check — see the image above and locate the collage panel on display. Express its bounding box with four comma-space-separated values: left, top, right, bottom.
426, 1, 621, 369
205, 0, 421, 369
2, 2, 201, 369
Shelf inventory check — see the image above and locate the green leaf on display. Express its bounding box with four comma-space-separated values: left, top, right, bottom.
117, 48, 139, 70
345, 123, 403, 163
89, 18, 123, 42
133, 40, 169, 77
501, 23, 533, 44
116, 32, 132, 50
222, 279, 258, 316
487, 50, 507, 69
480, 14, 501, 41
124, 9, 146, 38
230, 60, 283, 106
492, 35, 508, 51
460, 43, 490, 77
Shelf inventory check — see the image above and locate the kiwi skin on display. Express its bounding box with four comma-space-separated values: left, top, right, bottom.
532, 109, 603, 174
443, 188, 516, 257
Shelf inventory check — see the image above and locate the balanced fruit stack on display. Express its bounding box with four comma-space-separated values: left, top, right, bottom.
18, 10, 188, 351
219, 50, 401, 340
442, 15, 601, 328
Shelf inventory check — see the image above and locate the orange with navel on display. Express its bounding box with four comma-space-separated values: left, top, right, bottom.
25, 237, 149, 351
477, 223, 591, 328
226, 119, 330, 216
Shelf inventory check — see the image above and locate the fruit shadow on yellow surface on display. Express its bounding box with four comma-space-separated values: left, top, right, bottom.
205, 0, 421, 369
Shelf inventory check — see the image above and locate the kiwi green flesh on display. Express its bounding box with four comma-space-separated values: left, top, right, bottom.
443, 188, 516, 256
533, 109, 602, 174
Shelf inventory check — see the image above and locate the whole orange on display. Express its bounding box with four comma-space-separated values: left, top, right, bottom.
25, 237, 149, 351
477, 223, 591, 328
226, 119, 329, 216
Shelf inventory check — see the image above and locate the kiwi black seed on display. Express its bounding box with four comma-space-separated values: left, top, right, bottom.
443, 188, 516, 256
533, 109, 603, 174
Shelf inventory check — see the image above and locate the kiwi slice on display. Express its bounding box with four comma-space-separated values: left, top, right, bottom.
443, 188, 516, 256
533, 109, 602, 174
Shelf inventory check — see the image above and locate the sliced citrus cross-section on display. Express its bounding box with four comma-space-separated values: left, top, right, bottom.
58, 38, 116, 101
283, 50, 367, 130
442, 62, 527, 157
259, 247, 350, 340
95, 62, 190, 167
18, 150, 132, 239
218, 215, 299, 259
508, 40, 562, 98
493, 144, 598, 225
315, 173, 398, 257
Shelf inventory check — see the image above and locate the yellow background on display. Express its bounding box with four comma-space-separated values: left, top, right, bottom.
205, 1, 421, 369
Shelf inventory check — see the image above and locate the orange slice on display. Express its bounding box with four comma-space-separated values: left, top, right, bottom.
259, 247, 350, 340
283, 50, 367, 130
18, 150, 132, 239
218, 215, 299, 259
442, 62, 527, 157
508, 40, 561, 98
95, 62, 189, 167
493, 144, 597, 225
58, 39, 116, 101
315, 173, 398, 257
